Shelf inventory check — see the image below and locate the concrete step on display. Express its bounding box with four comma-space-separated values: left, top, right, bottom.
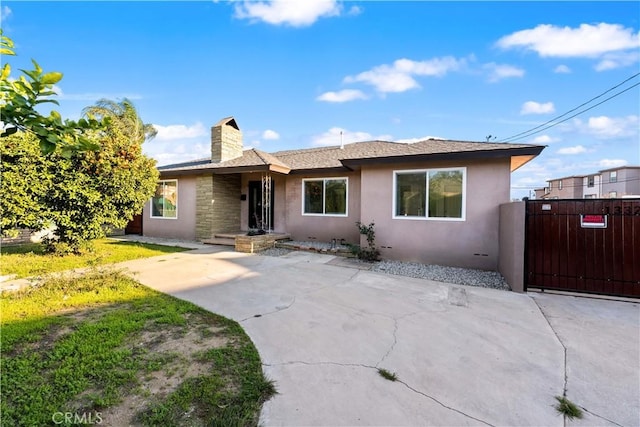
202, 237, 235, 246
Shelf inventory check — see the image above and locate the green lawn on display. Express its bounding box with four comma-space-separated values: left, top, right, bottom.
0, 239, 188, 278
1, 270, 276, 426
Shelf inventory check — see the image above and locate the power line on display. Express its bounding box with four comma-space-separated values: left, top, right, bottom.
499, 72, 640, 143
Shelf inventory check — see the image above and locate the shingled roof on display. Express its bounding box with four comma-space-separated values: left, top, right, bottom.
158, 139, 544, 176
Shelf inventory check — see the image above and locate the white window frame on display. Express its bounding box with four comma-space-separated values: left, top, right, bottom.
301, 177, 349, 217
558, 180, 563, 190
392, 167, 467, 221
610, 171, 617, 183
151, 179, 178, 219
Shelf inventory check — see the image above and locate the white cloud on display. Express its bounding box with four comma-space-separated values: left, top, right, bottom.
497, 23, 640, 58
347, 5, 362, 16
1, 6, 11, 20
311, 127, 392, 147
153, 122, 207, 141
482, 62, 525, 83
520, 101, 555, 115
53, 87, 143, 102
262, 129, 280, 140
144, 141, 210, 166
598, 159, 628, 168
557, 145, 587, 155
531, 135, 559, 144
234, 0, 342, 27
595, 50, 640, 71
395, 136, 445, 143
344, 56, 467, 93
316, 89, 368, 103
554, 64, 571, 73
576, 115, 640, 139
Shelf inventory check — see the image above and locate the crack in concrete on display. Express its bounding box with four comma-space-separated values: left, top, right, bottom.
531, 297, 569, 427
239, 296, 296, 322
377, 316, 398, 366
394, 378, 494, 426
580, 407, 624, 427
263, 359, 494, 425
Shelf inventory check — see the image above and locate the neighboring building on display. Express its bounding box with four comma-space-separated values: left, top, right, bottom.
600, 166, 640, 198
541, 175, 584, 199
141, 117, 544, 270
582, 173, 601, 198
535, 166, 640, 199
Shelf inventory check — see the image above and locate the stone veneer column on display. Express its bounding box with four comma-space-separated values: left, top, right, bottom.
211, 174, 241, 234
195, 175, 214, 240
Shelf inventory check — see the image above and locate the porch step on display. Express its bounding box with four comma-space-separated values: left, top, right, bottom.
202, 237, 235, 246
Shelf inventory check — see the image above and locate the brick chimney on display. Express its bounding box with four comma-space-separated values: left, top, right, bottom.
211, 117, 243, 163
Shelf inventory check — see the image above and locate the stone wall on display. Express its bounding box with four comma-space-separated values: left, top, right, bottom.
195, 175, 214, 240
212, 174, 241, 234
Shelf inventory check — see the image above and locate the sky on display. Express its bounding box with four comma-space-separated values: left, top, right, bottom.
2, 1, 639, 199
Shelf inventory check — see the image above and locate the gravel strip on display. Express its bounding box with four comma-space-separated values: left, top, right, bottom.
372, 260, 510, 290
259, 242, 510, 291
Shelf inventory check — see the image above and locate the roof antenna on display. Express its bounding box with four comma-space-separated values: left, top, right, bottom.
340, 130, 344, 149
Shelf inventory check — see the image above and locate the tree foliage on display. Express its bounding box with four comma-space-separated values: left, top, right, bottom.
1, 111, 159, 252
0, 30, 104, 155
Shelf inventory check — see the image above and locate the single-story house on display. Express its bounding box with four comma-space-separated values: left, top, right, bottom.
141, 117, 544, 270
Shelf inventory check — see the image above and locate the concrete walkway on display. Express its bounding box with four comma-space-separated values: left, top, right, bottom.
114, 245, 640, 426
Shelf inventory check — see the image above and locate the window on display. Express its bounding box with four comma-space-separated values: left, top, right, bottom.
394, 168, 465, 220
558, 180, 563, 190
151, 180, 177, 218
302, 178, 348, 216
610, 171, 617, 183
609, 191, 617, 198
587, 176, 595, 187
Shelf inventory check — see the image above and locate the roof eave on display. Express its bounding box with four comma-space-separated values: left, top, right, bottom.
340, 146, 545, 169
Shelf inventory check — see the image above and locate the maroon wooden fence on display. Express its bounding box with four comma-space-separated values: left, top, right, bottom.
525, 199, 640, 298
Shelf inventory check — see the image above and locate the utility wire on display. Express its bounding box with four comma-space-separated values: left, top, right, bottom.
499, 72, 640, 143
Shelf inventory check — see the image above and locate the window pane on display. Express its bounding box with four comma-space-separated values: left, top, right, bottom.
304, 180, 324, 214
428, 170, 463, 218
396, 173, 426, 217
324, 179, 347, 214
152, 181, 177, 218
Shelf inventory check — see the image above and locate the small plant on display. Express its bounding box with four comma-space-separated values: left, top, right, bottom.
554, 395, 583, 420
353, 221, 380, 262
377, 368, 397, 381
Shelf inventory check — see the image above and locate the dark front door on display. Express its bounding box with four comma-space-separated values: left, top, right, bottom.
125, 214, 143, 235
248, 180, 274, 230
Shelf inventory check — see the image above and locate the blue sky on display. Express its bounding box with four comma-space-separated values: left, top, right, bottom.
2, 1, 639, 198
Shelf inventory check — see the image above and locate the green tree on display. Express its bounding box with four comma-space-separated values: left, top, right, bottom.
1, 109, 158, 252
0, 31, 104, 155
83, 98, 158, 143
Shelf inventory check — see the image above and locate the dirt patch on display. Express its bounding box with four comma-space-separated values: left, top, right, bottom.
97, 321, 230, 426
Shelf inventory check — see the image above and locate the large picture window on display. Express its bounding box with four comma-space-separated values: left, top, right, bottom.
303, 178, 348, 216
151, 180, 177, 219
394, 168, 465, 220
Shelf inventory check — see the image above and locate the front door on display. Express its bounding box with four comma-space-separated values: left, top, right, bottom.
248, 180, 275, 230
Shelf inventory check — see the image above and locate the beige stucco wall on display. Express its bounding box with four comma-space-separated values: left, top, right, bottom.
143, 175, 197, 240
240, 173, 288, 233
498, 202, 525, 292
359, 158, 512, 270
283, 172, 361, 244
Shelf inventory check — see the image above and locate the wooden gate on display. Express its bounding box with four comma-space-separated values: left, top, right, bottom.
525, 199, 640, 298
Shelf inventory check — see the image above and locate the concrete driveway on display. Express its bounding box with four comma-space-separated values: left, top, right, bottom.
120, 246, 639, 426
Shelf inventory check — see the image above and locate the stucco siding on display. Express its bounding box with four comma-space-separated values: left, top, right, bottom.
283, 172, 361, 244
143, 175, 197, 240
359, 158, 511, 270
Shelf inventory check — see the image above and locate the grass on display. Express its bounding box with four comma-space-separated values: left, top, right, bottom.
1, 269, 276, 426
0, 238, 188, 278
377, 368, 398, 382
554, 396, 583, 420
